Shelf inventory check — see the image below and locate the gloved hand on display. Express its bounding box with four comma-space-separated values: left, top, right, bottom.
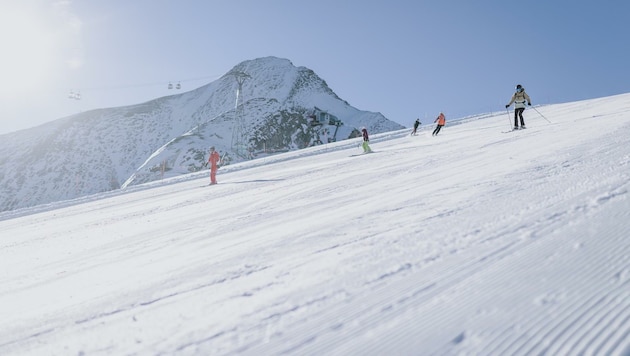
528, 102, 531, 106
505, 104, 509, 108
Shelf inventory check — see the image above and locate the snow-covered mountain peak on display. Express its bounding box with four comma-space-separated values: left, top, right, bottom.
0, 57, 403, 212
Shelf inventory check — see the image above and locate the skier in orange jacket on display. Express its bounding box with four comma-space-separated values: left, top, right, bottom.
207, 146, 221, 185
432, 112, 446, 136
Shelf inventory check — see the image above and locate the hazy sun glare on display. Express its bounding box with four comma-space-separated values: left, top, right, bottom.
0, 6, 56, 94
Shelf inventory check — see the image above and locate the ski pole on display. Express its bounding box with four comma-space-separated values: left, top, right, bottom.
531, 106, 551, 123
506, 107, 513, 129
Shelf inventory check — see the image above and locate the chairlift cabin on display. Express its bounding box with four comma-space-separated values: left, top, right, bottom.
176, 83, 181, 89
168, 82, 173, 90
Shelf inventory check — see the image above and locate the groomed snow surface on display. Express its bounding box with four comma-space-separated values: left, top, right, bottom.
1, 94, 629, 355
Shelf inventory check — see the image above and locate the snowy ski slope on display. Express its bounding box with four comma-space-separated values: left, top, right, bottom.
1, 94, 629, 355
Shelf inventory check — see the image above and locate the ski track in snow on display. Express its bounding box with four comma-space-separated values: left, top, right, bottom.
1, 97, 630, 355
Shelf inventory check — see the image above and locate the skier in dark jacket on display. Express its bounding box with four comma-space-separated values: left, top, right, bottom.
411, 118, 421, 135
505, 84, 532, 130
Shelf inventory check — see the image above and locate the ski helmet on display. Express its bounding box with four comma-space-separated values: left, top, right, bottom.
516, 84, 522, 89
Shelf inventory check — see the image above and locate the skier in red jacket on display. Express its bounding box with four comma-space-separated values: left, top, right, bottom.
207, 146, 221, 185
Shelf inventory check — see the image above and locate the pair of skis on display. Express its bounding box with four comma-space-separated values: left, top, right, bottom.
502, 127, 527, 133
350, 151, 375, 157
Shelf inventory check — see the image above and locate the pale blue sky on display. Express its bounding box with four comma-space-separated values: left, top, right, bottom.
1, 0, 628, 134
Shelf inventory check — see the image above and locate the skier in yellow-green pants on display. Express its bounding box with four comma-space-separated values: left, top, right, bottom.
361, 127, 372, 153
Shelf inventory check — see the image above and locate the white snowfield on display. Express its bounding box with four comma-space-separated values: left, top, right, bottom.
1, 94, 629, 355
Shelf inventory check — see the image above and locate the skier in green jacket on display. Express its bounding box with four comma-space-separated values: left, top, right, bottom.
361, 127, 372, 153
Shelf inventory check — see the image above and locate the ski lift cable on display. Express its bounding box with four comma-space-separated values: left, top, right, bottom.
67, 74, 222, 93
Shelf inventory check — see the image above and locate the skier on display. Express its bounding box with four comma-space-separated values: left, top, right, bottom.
361, 127, 372, 153
207, 146, 221, 185
432, 112, 446, 136
411, 118, 421, 135
505, 84, 532, 130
